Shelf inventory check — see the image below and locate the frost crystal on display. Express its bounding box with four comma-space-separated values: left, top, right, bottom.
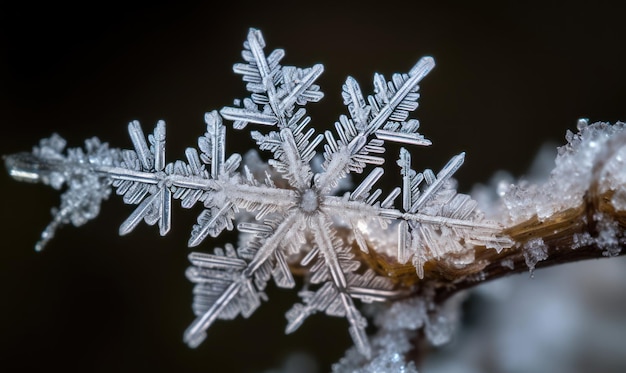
523, 238, 548, 276
4, 28, 510, 358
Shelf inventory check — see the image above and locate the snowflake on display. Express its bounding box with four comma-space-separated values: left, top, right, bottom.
5, 28, 510, 358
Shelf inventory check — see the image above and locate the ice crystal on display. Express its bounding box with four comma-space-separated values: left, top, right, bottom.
523, 237, 548, 276
4, 28, 510, 358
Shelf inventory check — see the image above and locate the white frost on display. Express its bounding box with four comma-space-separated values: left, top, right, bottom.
495, 121, 626, 225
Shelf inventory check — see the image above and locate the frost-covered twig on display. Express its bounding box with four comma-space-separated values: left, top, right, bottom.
328, 120, 626, 371
428, 120, 626, 302
4, 28, 626, 371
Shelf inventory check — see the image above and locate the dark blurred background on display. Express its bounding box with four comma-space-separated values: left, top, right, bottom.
2, 1, 626, 372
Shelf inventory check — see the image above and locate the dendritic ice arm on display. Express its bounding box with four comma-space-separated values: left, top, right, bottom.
184, 217, 300, 347
315, 56, 435, 194
115, 120, 173, 236
184, 245, 267, 348
394, 147, 511, 278
219, 28, 325, 195
220, 28, 324, 130
285, 213, 406, 359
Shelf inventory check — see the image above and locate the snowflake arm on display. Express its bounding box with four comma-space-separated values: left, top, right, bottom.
116, 120, 172, 236
285, 212, 405, 358
183, 246, 265, 348
368, 56, 434, 136
315, 56, 435, 194
394, 147, 511, 277
184, 215, 300, 347
220, 28, 325, 193
220, 28, 324, 129
286, 213, 398, 358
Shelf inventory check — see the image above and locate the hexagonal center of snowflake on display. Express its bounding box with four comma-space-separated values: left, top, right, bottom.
299, 189, 320, 213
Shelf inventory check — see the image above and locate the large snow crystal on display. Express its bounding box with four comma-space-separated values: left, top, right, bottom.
5, 28, 511, 358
